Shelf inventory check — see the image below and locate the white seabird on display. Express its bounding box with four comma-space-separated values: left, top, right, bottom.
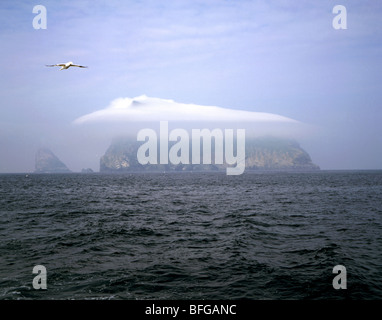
46, 61, 88, 70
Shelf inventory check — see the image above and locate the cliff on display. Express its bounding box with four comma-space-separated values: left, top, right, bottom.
34, 148, 71, 173
100, 136, 319, 173
244, 137, 320, 170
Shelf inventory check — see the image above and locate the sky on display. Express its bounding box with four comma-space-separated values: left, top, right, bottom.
0, 0, 381, 172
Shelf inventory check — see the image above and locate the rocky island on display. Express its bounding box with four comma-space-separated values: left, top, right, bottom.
34, 148, 71, 173
100, 136, 319, 173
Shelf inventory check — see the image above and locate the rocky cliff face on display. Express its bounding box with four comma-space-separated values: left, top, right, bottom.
35, 148, 71, 173
244, 138, 319, 170
100, 137, 319, 172
100, 139, 144, 172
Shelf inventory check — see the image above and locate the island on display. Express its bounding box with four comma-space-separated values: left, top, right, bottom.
99, 136, 319, 173
34, 148, 71, 173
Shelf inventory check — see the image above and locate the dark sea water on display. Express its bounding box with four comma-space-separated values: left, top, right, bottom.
0, 171, 381, 300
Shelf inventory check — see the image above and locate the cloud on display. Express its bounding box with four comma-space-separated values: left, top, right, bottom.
72, 95, 313, 139
73, 95, 299, 124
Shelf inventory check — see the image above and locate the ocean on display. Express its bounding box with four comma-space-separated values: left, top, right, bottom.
0, 171, 381, 300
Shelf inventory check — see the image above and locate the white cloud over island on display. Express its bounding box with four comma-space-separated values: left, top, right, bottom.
73, 95, 300, 125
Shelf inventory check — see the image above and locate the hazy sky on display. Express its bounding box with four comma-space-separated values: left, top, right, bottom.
0, 0, 381, 172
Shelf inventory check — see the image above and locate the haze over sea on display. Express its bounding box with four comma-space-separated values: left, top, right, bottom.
0, 171, 381, 300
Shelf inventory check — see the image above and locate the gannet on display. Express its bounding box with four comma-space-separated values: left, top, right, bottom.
46, 61, 88, 70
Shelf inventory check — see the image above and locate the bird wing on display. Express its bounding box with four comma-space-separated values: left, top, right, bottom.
46, 64, 66, 67
71, 64, 88, 68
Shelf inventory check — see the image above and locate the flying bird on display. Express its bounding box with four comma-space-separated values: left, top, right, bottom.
46, 61, 88, 70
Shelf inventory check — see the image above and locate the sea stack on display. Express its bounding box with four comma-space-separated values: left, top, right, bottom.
34, 148, 71, 173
